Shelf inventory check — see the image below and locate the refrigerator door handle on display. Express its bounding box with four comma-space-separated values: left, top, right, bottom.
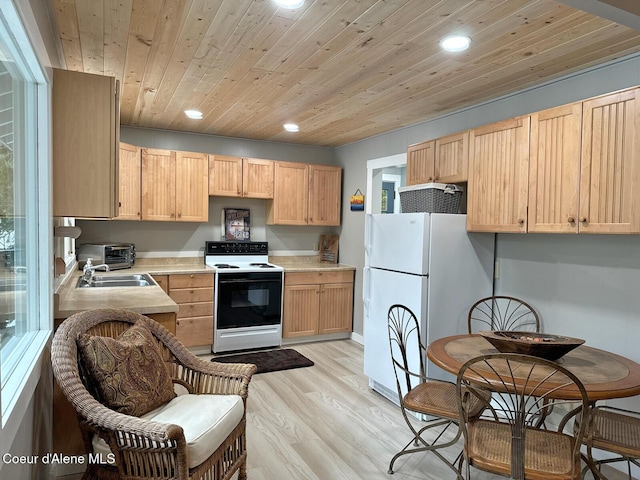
364, 214, 372, 257
362, 266, 371, 317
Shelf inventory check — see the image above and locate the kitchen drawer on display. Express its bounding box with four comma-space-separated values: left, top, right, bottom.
169, 287, 214, 304
175, 316, 213, 347
285, 270, 354, 286
177, 302, 213, 319
169, 273, 214, 289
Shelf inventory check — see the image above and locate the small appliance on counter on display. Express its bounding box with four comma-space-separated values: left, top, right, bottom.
76, 243, 136, 270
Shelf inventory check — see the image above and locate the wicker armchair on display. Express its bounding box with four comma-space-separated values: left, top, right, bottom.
51, 308, 256, 480
580, 405, 640, 479
386, 304, 488, 477
468, 296, 540, 334
456, 353, 589, 480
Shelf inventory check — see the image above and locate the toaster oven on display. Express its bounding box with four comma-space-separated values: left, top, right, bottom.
76, 243, 136, 270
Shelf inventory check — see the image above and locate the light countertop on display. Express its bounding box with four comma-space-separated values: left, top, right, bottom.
54, 256, 355, 319
269, 255, 356, 272
55, 271, 179, 319
54, 259, 214, 319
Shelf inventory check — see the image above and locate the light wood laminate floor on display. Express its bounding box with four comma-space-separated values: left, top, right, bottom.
56, 339, 631, 480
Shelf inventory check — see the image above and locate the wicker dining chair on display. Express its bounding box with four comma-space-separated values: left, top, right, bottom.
456, 353, 589, 480
580, 405, 640, 479
51, 308, 256, 480
468, 295, 540, 334
386, 304, 488, 477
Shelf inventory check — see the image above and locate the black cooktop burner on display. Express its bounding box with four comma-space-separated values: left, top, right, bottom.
215, 263, 240, 269
249, 263, 275, 268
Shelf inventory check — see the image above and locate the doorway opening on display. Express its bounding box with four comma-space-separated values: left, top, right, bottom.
366, 153, 406, 214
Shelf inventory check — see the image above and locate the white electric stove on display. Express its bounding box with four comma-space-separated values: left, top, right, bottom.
205, 241, 284, 353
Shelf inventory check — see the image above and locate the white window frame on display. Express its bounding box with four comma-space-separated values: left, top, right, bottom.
0, 0, 51, 466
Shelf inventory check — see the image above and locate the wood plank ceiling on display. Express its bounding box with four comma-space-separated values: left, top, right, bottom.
51, 0, 640, 147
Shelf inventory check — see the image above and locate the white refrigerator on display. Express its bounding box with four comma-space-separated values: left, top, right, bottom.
363, 213, 495, 403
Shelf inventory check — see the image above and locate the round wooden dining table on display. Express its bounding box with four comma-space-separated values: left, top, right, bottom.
427, 334, 640, 401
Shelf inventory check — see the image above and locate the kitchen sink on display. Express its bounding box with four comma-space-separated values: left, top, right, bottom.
76, 273, 155, 288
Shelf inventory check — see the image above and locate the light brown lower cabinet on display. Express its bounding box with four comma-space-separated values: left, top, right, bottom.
283, 270, 354, 338
168, 273, 214, 347
152, 274, 169, 293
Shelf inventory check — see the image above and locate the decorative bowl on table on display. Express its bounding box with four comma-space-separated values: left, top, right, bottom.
478, 331, 585, 361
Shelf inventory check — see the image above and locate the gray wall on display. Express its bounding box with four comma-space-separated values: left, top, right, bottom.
335, 52, 640, 338
120, 126, 335, 165
78, 127, 338, 255
495, 232, 640, 428
495, 234, 640, 361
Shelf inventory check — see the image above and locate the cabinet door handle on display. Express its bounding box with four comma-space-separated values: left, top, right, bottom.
567, 217, 575, 224
518, 219, 525, 225
580, 217, 588, 224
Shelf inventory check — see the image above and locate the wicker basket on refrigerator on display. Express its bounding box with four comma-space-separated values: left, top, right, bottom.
399, 183, 463, 213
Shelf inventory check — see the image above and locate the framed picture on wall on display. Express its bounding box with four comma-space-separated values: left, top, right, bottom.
222, 208, 251, 240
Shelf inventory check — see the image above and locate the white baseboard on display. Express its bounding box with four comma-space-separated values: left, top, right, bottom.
350, 332, 364, 345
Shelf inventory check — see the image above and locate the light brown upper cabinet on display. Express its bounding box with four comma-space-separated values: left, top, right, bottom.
208, 155, 274, 198
406, 131, 469, 185
579, 88, 640, 234
142, 148, 175, 221
243, 158, 274, 198
308, 164, 342, 226
529, 88, 640, 234
208, 154, 242, 196
267, 162, 342, 226
528, 103, 583, 233
142, 148, 209, 222
467, 116, 530, 233
267, 161, 309, 225
407, 140, 435, 185
115, 142, 141, 220
175, 150, 210, 222
435, 131, 469, 183
52, 69, 119, 218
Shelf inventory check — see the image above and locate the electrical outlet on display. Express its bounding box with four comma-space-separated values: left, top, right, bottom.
313, 242, 319, 251
494, 260, 500, 279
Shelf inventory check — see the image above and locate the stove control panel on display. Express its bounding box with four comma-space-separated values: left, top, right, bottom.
205, 241, 269, 256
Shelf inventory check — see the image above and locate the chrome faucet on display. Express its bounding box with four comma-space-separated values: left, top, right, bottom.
82, 258, 110, 283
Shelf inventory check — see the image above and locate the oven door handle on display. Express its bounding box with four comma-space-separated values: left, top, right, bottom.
218, 278, 282, 285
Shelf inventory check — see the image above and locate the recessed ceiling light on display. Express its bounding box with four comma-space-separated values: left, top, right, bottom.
283, 123, 299, 132
440, 35, 471, 52
184, 109, 203, 119
273, 0, 304, 9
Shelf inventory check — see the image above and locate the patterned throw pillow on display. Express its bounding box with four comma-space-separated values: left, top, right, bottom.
77, 321, 176, 416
